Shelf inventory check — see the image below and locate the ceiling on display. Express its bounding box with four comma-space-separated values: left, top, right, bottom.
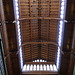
0, 0, 75, 75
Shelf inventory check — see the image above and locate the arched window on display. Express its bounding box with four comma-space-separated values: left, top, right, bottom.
23, 59, 57, 71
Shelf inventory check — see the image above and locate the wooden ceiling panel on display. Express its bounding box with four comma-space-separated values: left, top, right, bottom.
19, 0, 60, 18
22, 44, 39, 63
18, 0, 60, 65
22, 44, 58, 64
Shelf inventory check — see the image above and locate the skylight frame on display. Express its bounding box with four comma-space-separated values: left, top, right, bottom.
13, 0, 67, 72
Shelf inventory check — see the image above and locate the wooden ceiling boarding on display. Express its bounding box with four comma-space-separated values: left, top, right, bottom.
19, 0, 60, 61
13, 0, 62, 74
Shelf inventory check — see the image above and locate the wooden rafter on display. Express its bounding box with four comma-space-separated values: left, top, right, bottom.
17, 17, 64, 21
21, 41, 58, 46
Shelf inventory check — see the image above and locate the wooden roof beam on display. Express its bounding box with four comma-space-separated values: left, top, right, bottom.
24, 62, 55, 65
17, 17, 65, 21
21, 41, 58, 46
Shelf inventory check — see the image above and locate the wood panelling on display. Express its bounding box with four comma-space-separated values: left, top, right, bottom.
3, 0, 14, 20
19, 0, 60, 18
22, 44, 57, 63
6, 23, 17, 51
17, 0, 60, 67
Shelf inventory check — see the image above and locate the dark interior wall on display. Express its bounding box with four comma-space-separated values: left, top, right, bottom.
1, 0, 20, 75
60, 0, 75, 75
